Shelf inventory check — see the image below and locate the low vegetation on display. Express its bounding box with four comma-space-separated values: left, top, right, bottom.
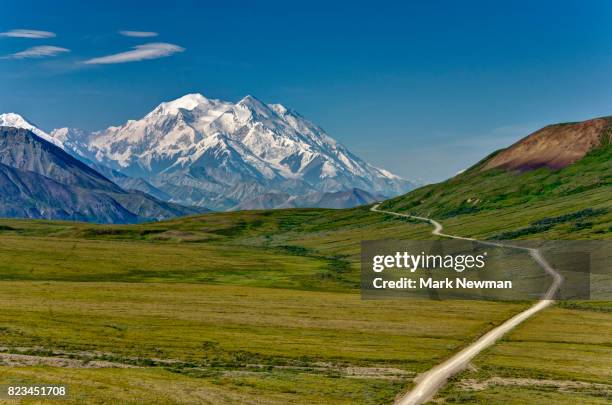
0, 144, 609, 403
0, 282, 526, 404
380, 144, 612, 240
436, 306, 612, 404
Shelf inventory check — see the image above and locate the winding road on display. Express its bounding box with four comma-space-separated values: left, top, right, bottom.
370, 204, 563, 405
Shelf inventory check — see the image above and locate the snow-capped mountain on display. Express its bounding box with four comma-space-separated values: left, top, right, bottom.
0, 113, 63, 148
51, 93, 415, 210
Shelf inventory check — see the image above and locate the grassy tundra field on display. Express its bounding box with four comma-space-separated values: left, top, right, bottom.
0, 144, 610, 404
0, 282, 525, 404
0, 209, 526, 404
377, 143, 612, 403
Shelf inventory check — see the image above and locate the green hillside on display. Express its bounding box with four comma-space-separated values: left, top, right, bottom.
381, 143, 612, 240
0, 133, 610, 404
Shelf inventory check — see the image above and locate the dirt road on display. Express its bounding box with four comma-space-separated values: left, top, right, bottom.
370, 204, 563, 405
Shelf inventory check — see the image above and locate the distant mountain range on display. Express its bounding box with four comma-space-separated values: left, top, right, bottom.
233, 187, 386, 211
0, 106, 609, 226
47, 93, 415, 210
0, 126, 205, 223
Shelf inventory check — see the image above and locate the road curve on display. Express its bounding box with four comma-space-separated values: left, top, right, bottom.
370, 204, 563, 405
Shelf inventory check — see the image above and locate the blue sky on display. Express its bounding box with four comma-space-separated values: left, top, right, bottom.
2, 0, 612, 182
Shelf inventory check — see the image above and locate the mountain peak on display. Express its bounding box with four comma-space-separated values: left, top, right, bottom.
236, 95, 276, 119
0, 112, 25, 122
0, 112, 63, 148
238, 94, 266, 107
175, 92, 208, 106
151, 93, 212, 116
0, 112, 36, 131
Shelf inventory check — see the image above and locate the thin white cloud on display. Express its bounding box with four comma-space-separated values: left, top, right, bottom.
83, 42, 184, 65
2, 45, 70, 59
0, 29, 56, 39
119, 30, 158, 38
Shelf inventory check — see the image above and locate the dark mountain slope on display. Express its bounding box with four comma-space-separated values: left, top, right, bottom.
0, 162, 139, 223
0, 126, 122, 193
231, 188, 384, 210
89, 162, 172, 201
0, 127, 206, 223
309, 188, 384, 209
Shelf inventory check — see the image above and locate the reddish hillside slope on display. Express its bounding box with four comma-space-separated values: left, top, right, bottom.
482, 117, 611, 171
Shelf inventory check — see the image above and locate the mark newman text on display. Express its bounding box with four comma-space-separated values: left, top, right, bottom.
372, 277, 512, 289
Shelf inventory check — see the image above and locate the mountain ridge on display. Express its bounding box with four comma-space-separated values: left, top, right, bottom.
48, 92, 415, 210
232, 187, 384, 211
0, 126, 206, 223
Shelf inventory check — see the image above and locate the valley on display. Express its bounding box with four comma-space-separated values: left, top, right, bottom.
2, 3, 610, 403
0, 115, 609, 404
0, 162, 609, 403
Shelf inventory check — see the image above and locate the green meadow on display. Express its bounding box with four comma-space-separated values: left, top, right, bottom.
0, 282, 526, 404
0, 208, 522, 404
434, 303, 612, 404
0, 144, 610, 404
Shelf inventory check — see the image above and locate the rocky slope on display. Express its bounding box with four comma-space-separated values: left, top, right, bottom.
232, 188, 384, 210
0, 126, 205, 223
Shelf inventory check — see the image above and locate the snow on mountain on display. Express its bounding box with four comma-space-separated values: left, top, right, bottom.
0, 126, 205, 223
50, 93, 415, 210
50, 127, 93, 159
78, 93, 234, 174
0, 113, 64, 148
